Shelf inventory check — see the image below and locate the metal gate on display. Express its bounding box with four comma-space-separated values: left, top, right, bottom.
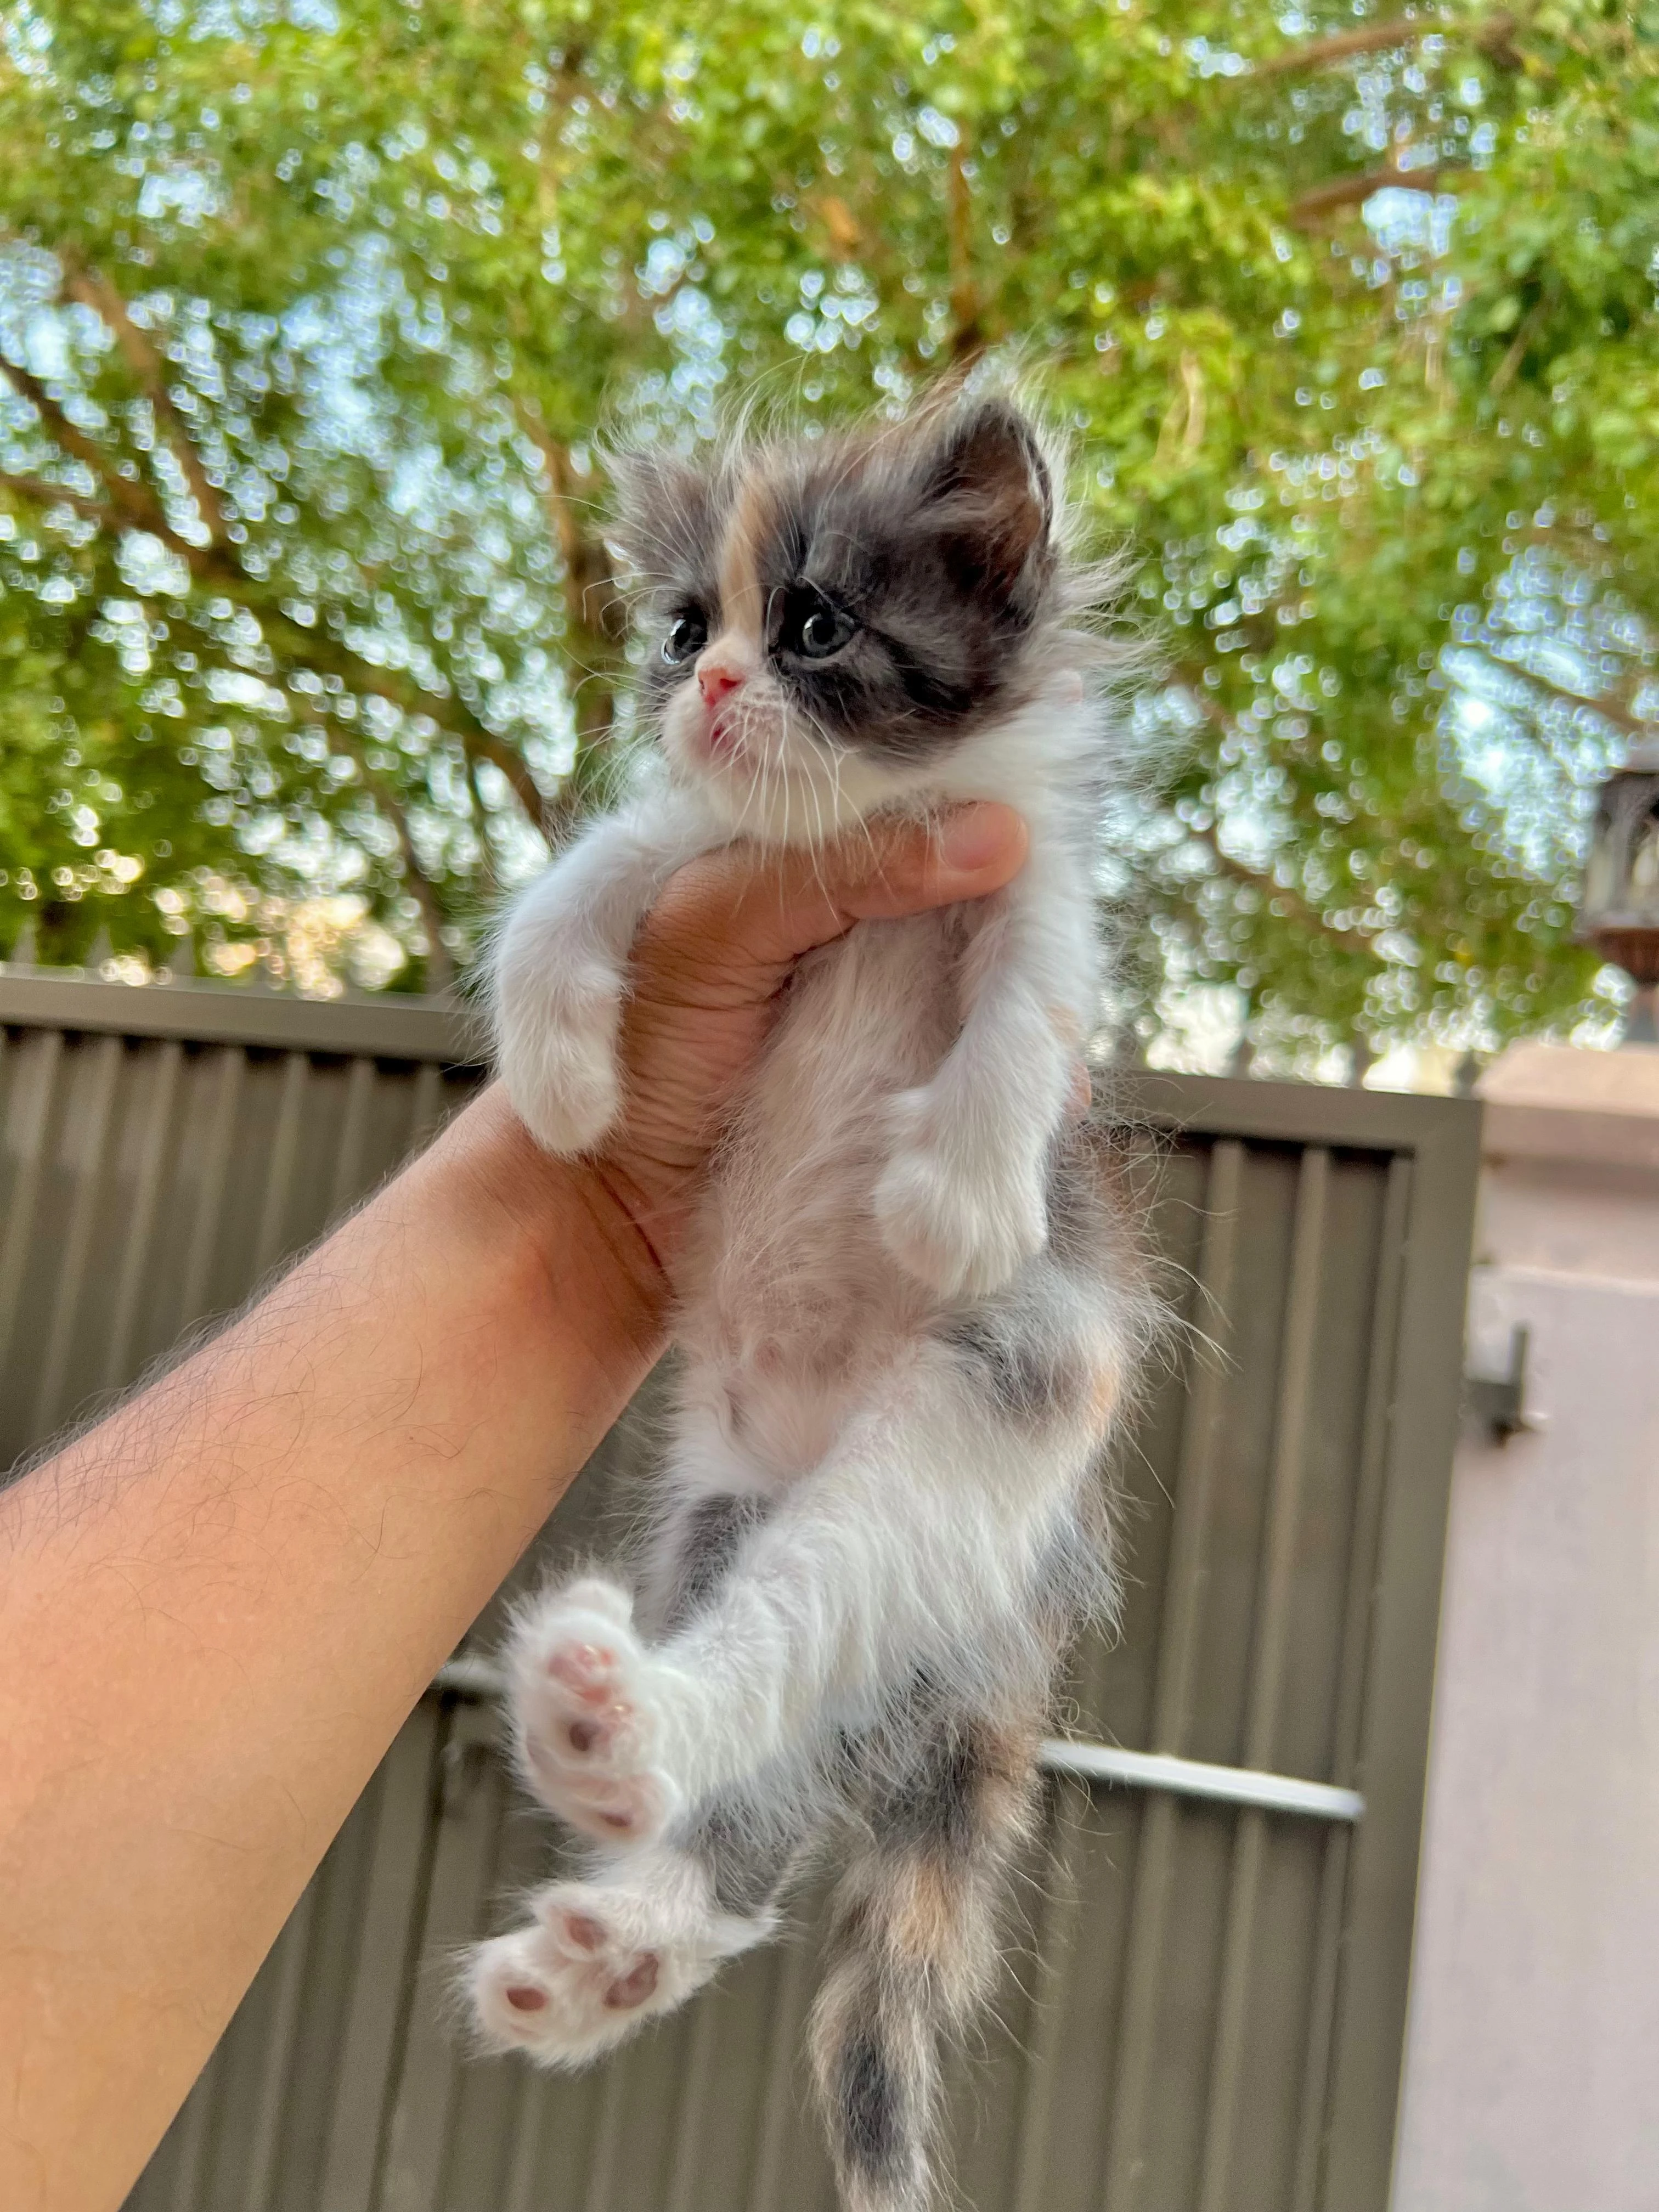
0, 969, 1480, 2212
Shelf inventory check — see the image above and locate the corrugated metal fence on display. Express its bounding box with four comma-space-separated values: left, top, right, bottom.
0, 970, 1481, 2212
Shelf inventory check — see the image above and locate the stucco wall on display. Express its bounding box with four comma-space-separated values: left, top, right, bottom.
1393, 1045, 1659, 2212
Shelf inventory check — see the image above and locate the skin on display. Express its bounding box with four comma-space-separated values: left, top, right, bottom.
0, 803, 1029, 2212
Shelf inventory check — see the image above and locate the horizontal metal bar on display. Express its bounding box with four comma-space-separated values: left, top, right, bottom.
1037, 1738, 1364, 1822
435, 1653, 505, 1701
0, 968, 1482, 1154
1107, 1065, 1482, 1156
0, 966, 480, 1063
430, 1662, 1361, 1822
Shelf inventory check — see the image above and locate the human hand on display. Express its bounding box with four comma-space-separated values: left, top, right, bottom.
592, 802, 1029, 1272
452, 804, 1028, 1304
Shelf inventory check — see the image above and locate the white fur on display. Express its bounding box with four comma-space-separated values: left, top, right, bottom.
493, 787, 720, 1155
477, 662, 1131, 2063
634, 1335, 1111, 1804
470, 1849, 771, 2064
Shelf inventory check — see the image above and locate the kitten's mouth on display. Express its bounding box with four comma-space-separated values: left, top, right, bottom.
702, 707, 743, 760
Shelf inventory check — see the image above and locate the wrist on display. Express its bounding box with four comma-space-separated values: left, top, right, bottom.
416, 1085, 671, 1407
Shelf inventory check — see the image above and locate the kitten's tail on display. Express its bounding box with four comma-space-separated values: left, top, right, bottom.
808, 1712, 1042, 2212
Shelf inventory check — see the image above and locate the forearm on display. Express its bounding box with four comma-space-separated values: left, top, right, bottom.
0, 1087, 663, 2212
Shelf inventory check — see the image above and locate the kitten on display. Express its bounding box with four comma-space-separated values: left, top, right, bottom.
469, 395, 1155, 2212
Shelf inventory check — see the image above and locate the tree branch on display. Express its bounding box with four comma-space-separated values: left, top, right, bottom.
4, 259, 554, 844
1172, 679, 1381, 958
3, 229, 225, 541
1249, 10, 1517, 80
60, 256, 229, 541
1193, 823, 1379, 958
464, 751, 500, 893
1499, 658, 1655, 741
23, 469, 550, 828
1488, 291, 1550, 394
946, 146, 985, 367
354, 766, 457, 993
516, 403, 627, 804
287, 693, 456, 989
250, 600, 553, 832
0, 469, 112, 526
1289, 161, 1463, 223
0, 361, 164, 533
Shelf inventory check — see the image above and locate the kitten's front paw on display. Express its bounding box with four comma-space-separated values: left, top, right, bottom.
497, 981, 624, 1158
506, 1579, 685, 1849
875, 1092, 1048, 1300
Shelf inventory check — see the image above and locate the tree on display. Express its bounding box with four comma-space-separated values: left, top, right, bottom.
0, 0, 1652, 1059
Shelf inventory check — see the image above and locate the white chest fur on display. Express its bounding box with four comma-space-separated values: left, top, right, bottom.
679, 909, 969, 1474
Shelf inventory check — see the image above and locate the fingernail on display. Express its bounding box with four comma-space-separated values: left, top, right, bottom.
940, 803, 1017, 871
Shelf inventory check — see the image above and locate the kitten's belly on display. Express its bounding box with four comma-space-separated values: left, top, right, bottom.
679, 910, 962, 1472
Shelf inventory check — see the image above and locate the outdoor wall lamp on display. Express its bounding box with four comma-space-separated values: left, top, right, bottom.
1579, 746, 1659, 1045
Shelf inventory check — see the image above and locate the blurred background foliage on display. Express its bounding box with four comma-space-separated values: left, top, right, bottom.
0, 0, 1654, 1070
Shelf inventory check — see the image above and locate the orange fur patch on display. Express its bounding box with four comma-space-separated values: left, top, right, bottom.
888, 1859, 961, 1966
716, 469, 774, 650
976, 1727, 1040, 1830
1086, 1357, 1121, 1433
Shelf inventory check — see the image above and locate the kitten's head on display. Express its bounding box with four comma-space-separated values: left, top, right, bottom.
608, 397, 1093, 841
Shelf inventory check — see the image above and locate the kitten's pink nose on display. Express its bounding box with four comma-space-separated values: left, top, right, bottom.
698, 657, 744, 708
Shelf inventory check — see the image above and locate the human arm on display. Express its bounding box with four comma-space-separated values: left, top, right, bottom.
0, 804, 1028, 2212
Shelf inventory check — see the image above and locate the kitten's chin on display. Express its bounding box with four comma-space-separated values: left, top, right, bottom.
685, 763, 882, 848
662, 700, 907, 846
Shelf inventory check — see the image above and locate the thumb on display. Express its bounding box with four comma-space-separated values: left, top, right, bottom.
657, 803, 1030, 979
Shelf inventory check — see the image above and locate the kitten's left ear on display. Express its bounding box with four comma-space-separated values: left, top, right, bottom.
605, 448, 714, 583
917, 399, 1054, 622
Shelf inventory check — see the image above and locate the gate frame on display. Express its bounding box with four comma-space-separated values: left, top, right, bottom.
1123, 1070, 1480, 2207
0, 972, 1480, 2208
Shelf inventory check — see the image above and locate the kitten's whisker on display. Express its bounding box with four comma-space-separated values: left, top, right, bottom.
783, 699, 833, 877
803, 762, 833, 898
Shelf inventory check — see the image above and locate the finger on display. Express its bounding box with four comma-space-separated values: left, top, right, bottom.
640, 804, 1029, 981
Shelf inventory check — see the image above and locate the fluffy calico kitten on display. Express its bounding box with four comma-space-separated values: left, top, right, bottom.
470, 396, 1155, 2212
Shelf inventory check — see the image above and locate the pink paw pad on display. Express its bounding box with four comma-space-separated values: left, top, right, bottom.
547, 1642, 620, 1704
604, 1954, 660, 2010
507, 1585, 683, 1848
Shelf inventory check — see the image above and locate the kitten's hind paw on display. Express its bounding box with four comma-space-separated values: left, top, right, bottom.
506, 1579, 685, 1848
875, 1093, 1047, 1300
469, 1866, 765, 2066
469, 1894, 672, 2064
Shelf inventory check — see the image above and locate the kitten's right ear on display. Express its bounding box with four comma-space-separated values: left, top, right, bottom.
605, 450, 714, 583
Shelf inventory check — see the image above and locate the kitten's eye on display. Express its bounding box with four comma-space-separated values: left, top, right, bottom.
662, 611, 707, 665
782, 589, 855, 662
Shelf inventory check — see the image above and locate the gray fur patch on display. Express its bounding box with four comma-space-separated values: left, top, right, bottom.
680, 1797, 800, 1918
662, 1491, 768, 1634
941, 1311, 1087, 1427
840, 2034, 904, 2180
875, 1721, 986, 1861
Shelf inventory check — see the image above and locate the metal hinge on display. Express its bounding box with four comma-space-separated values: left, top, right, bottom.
1464, 1322, 1542, 1443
